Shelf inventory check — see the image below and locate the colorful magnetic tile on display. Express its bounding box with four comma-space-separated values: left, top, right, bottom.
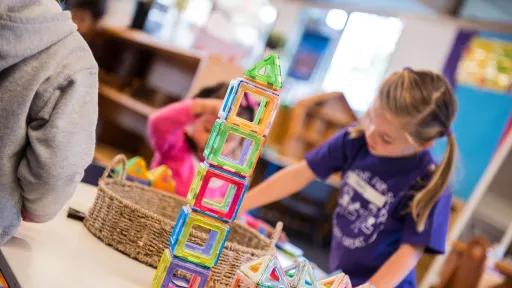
114, 156, 151, 185
188, 163, 248, 222
316, 273, 352, 288
126, 156, 150, 179
230, 271, 257, 288
218, 79, 242, 120
244, 54, 283, 90
221, 78, 279, 136
186, 163, 207, 204
258, 255, 288, 288
169, 206, 230, 268
149, 165, 176, 193
162, 256, 210, 288
151, 249, 172, 288
203, 120, 264, 176
0, 270, 7, 288
284, 259, 317, 288
239, 255, 271, 283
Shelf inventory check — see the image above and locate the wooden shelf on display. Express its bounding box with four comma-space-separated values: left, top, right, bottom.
94, 143, 132, 166
299, 131, 323, 146
99, 83, 156, 117
308, 106, 353, 126
93, 26, 247, 161
280, 92, 357, 160
99, 26, 203, 68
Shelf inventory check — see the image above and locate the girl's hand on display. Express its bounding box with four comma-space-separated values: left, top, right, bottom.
192, 98, 223, 116
368, 244, 423, 288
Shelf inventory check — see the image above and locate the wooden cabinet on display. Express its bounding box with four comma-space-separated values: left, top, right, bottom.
91, 26, 243, 163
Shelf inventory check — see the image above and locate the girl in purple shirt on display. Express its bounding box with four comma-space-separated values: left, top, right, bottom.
242, 69, 457, 288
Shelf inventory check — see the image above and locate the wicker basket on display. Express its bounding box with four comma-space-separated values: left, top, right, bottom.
84, 155, 280, 287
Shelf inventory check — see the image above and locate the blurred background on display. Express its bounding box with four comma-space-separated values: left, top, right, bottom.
64, 0, 511, 287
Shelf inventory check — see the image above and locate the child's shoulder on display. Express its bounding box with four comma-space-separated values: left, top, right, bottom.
411, 151, 451, 192
314, 126, 367, 161
324, 125, 368, 164
419, 150, 437, 176
333, 124, 366, 145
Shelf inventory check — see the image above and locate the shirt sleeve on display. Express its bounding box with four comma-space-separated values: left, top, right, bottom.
401, 190, 452, 254
305, 128, 352, 180
148, 100, 195, 153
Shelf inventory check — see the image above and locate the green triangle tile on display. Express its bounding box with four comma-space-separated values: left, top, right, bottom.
244, 54, 282, 90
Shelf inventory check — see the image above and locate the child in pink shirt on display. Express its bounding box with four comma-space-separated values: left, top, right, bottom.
148, 83, 254, 198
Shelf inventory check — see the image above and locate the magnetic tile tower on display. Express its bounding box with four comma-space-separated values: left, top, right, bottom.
151, 54, 282, 288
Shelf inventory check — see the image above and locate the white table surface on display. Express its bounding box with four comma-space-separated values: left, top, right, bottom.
1, 183, 299, 288
2, 183, 155, 288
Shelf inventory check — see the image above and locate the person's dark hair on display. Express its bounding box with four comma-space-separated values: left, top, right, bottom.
195, 82, 255, 121
64, 0, 106, 20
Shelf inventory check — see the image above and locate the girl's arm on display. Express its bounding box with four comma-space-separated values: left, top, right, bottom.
148, 99, 222, 152
240, 160, 317, 212
367, 244, 423, 288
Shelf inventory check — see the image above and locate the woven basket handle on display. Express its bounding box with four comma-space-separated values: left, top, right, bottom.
270, 221, 284, 247
101, 154, 128, 181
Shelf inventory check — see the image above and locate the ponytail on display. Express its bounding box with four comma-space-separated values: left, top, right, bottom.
411, 133, 456, 232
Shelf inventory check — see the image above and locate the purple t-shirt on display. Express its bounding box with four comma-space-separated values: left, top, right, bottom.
305, 128, 451, 287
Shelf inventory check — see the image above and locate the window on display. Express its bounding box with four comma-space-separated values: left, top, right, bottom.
322, 12, 403, 112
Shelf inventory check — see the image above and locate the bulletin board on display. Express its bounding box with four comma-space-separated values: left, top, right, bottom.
433, 30, 512, 201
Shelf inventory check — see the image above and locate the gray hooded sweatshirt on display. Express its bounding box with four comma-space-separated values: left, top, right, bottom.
0, 0, 98, 244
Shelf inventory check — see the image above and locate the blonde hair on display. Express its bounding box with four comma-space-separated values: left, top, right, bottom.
355, 69, 457, 232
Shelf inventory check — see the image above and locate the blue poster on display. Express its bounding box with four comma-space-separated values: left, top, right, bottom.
436, 30, 512, 201
431, 86, 512, 201
288, 30, 331, 81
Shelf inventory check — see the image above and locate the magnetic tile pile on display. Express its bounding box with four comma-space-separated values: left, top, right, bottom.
115, 156, 176, 194
231, 256, 352, 288
151, 54, 282, 288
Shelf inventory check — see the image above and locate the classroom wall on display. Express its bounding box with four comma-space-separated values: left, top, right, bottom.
271, 0, 463, 76
100, 0, 137, 27
384, 15, 459, 75
272, 0, 304, 36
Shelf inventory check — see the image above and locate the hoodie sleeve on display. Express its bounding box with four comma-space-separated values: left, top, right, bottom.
17, 66, 98, 222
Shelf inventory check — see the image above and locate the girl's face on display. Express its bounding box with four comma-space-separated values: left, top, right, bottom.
363, 101, 427, 157
187, 114, 216, 152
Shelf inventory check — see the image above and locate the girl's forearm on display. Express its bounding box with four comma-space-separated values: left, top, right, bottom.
149, 101, 194, 137
241, 160, 316, 212
190, 98, 222, 116
367, 244, 423, 288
